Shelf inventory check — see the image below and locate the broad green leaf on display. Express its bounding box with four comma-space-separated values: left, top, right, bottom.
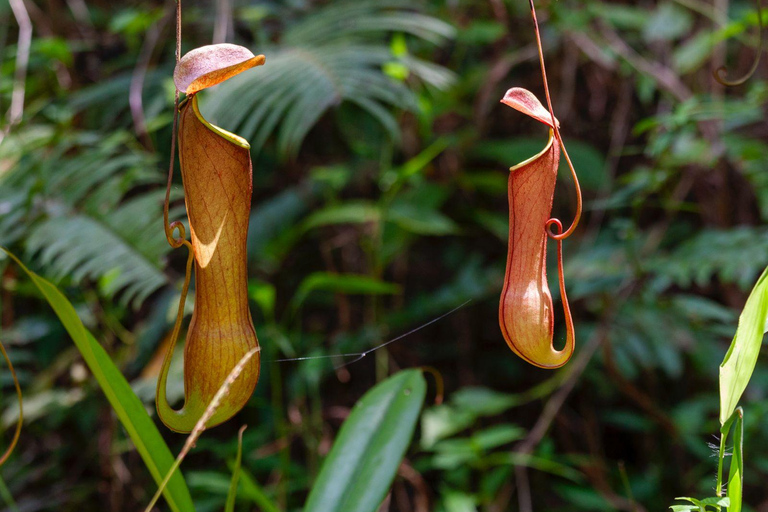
428, 425, 526, 470
0, 248, 194, 512
291, 272, 401, 311
452, 386, 520, 416
719, 266, 768, 424
304, 369, 426, 512
442, 491, 478, 512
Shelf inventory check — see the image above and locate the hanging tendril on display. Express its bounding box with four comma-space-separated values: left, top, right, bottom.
714, 0, 764, 87
528, 0, 583, 242
161, 0, 194, 382
164, 0, 186, 249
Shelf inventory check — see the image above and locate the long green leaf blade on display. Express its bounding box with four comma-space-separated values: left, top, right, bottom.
719, 266, 768, 424
304, 369, 426, 512
727, 409, 744, 512
1, 248, 194, 512
225, 427, 246, 512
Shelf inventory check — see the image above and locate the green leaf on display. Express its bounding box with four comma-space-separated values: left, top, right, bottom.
291, 272, 401, 311
451, 387, 521, 416
670, 495, 730, 511
719, 266, 768, 424
202, 1, 455, 158
0, 248, 194, 512
27, 214, 168, 307
726, 410, 743, 512
225, 427, 246, 512
643, 2, 693, 42
303, 202, 381, 231
420, 404, 476, 449
388, 203, 459, 236
442, 491, 478, 512
235, 468, 281, 512
484, 452, 583, 482
304, 369, 427, 512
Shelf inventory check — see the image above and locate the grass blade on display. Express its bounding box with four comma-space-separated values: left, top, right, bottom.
225, 426, 247, 512
233, 468, 281, 512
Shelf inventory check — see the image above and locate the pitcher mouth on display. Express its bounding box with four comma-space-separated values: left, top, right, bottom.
187, 94, 250, 149
509, 129, 555, 173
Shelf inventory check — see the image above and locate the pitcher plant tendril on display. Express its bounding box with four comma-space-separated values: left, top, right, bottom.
0, 338, 22, 466
497, 1, 582, 369
713, 0, 764, 87
156, 30, 267, 431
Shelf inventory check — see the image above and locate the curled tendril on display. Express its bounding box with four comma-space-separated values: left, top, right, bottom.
157, 0, 196, 430
550, 219, 575, 359
528, 0, 583, 242
714, 0, 764, 86
161, 0, 193, 377
163, 0, 185, 250
419, 366, 445, 405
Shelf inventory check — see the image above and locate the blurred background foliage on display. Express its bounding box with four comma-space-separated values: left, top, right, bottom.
1, 0, 767, 510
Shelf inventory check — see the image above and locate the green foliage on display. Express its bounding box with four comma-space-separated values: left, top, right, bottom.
724, 411, 743, 512
0, 130, 180, 307
224, 427, 245, 512
670, 496, 730, 512
304, 369, 426, 512
291, 272, 400, 312
202, 0, 455, 157
0, 249, 193, 512
720, 268, 768, 424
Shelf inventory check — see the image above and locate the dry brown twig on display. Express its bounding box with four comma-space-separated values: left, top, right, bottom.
1, 0, 32, 144
130, 11, 172, 151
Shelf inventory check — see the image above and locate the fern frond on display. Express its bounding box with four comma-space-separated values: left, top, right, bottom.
649, 227, 768, 290
26, 214, 168, 308
203, 0, 455, 157
1, 128, 178, 307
